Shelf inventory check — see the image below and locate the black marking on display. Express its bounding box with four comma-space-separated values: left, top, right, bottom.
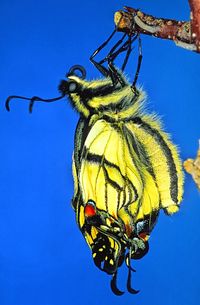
83, 150, 138, 206
93, 90, 140, 115
78, 79, 128, 108
124, 132, 143, 187
81, 83, 116, 99
123, 125, 142, 159
105, 181, 108, 212
125, 180, 133, 204
75, 82, 141, 120
123, 131, 143, 219
122, 180, 127, 207
85, 215, 102, 227
84, 151, 119, 171
91, 233, 120, 275
122, 205, 135, 229
116, 192, 121, 212
103, 166, 123, 191
74, 118, 88, 170
72, 117, 92, 210
124, 125, 161, 216
72, 190, 83, 213
133, 117, 178, 203
124, 125, 157, 179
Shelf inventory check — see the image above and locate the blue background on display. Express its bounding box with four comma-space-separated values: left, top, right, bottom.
1, 1, 200, 304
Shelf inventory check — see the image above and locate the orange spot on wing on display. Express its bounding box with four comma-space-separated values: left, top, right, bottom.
139, 232, 149, 241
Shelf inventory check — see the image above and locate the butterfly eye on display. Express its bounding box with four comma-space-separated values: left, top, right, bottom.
68, 81, 78, 93
66, 65, 86, 79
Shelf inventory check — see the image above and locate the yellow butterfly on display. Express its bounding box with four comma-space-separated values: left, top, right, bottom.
6, 31, 184, 295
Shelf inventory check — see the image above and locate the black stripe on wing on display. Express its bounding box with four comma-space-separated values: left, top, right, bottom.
132, 117, 178, 204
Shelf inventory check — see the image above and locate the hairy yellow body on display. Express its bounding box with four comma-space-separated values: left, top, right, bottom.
67, 70, 184, 281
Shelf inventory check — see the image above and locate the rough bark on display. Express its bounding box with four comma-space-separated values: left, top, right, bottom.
114, 1, 200, 53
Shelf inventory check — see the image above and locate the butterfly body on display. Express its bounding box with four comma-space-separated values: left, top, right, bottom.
62, 72, 184, 276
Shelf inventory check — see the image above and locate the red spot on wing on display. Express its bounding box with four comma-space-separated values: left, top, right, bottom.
84, 204, 96, 217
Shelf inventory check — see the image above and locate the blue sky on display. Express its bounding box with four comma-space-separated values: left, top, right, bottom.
0, 1, 200, 305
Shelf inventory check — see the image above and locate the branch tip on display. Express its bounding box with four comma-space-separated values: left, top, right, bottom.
114, 4, 200, 53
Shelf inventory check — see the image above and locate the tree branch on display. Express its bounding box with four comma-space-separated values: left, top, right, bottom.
114, 1, 200, 53
189, 0, 200, 50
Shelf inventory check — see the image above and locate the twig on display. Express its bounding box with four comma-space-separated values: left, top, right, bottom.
114, 2, 200, 53
184, 140, 200, 190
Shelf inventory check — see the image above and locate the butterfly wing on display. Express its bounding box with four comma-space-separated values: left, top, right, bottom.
71, 113, 184, 273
